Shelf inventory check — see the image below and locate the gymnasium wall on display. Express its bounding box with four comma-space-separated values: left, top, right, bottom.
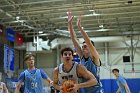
97, 41, 140, 93
101, 78, 140, 93
100, 65, 140, 93
36, 51, 57, 68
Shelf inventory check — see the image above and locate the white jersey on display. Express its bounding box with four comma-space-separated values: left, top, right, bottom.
0, 82, 4, 93
58, 62, 79, 85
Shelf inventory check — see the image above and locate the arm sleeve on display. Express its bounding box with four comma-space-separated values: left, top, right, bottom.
40, 69, 49, 79
18, 72, 25, 83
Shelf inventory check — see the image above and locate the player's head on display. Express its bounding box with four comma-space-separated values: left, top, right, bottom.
24, 54, 35, 68
82, 40, 95, 47
112, 68, 119, 77
61, 47, 74, 63
82, 40, 95, 54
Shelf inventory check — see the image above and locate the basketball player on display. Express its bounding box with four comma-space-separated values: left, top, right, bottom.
68, 11, 103, 93
14, 54, 53, 93
0, 72, 8, 93
53, 47, 98, 93
112, 68, 130, 93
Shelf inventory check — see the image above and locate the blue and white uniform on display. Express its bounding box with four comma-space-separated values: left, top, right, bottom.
18, 69, 48, 93
116, 75, 127, 93
58, 62, 79, 84
81, 57, 103, 93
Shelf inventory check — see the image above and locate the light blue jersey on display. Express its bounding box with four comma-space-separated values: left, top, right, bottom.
18, 69, 48, 93
24, 69, 43, 93
81, 57, 103, 93
116, 75, 127, 93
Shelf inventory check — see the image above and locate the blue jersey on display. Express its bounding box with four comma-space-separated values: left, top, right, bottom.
81, 57, 103, 93
116, 75, 127, 93
18, 69, 48, 93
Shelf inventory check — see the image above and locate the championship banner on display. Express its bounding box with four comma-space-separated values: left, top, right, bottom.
4, 45, 15, 72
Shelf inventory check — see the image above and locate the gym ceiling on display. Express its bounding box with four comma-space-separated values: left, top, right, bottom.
0, 0, 140, 41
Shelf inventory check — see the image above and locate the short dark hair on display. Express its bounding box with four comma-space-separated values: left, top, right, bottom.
61, 47, 74, 56
24, 54, 35, 62
83, 40, 95, 46
112, 68, 119, 73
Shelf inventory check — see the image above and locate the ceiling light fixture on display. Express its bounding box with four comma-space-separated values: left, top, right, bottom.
16, 16, 20, 20
59, 10, 101, 19
99, 24, 104, 28
38, 31, 43, 34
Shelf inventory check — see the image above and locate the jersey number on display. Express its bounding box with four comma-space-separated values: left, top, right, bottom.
31, 82, 38, 89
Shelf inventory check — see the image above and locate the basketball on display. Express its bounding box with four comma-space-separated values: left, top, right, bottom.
62, 80, 75, 93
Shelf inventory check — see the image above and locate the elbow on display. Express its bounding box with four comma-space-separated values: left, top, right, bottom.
95, 79, 98, 85
91, 78, 98, 86
16, 85, 21, 91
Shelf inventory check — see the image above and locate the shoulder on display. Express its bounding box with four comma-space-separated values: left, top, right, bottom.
77, 64, 87, 72
18, 71, 26, 82
77, 64, 85, 68
58, 63, 63, 67
119, 75, 124, 79
23, 69, 29, 74
118, 75, 125, 80
19, 71, 25, 77
39, 69, 44, 72
39, 69, 47, 75
39, 69, 45, 73
76, 64, 91, 77
39, 69, 49, 79
54, 64, 63, 72
53, 67, 59, 78
54, 67, 59, 72
118, 75, 127, 84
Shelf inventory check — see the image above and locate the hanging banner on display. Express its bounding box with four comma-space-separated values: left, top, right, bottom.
4, 45, 9, 72
4, 45, 14, 72
0, 24, 4, 36
16, 33, 24, 45
9, 47, 14, 71
6, 28, 15, 42
0, 43, 4, 71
